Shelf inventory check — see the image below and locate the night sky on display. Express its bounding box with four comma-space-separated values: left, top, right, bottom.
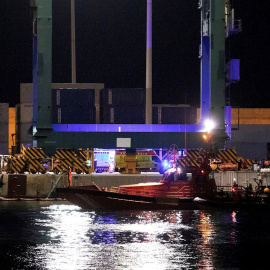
0, 0, 269, 108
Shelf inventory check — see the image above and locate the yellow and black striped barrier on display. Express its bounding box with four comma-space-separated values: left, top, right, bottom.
4, 155, 26, 174
216, 149, 238, 163
3, 147, 254, 174
4, 146, 48, 174
176, 148, 254, 170
21, 146, 48, 173
216, 149, 254, 169
53, 148, 91, 174
177, 149, 207, 168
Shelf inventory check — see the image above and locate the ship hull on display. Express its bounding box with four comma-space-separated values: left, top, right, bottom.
56, 185, 270, 211
56, 186, 200, 211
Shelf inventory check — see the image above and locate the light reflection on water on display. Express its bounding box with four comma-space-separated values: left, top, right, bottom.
1, 202, 270, 269
29, 206, 197, 270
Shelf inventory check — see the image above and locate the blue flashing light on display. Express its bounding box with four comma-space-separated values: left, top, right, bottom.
163, 160, 169, 168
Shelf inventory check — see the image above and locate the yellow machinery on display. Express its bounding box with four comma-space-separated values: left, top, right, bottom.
121, 153, 140, 174
116, 149, 161, 173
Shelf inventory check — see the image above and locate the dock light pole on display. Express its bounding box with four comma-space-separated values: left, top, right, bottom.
145, 0, 152, 124
71, 0, 76, 83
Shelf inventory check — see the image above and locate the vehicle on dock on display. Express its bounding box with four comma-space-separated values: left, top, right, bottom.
115, 149, 161, 173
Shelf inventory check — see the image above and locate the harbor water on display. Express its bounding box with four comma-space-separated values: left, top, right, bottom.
1, 201, 270, 270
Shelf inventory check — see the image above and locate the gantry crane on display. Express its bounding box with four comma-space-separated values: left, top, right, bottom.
30, 0, 239, 155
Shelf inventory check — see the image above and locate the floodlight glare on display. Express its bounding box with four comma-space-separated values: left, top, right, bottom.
204, 119, 215, 133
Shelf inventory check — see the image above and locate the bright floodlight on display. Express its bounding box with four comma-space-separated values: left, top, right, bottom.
204, 119, 215, 133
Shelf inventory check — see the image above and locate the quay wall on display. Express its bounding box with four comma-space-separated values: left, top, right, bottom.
0, 173, 162, 198
0, 171, 262, 198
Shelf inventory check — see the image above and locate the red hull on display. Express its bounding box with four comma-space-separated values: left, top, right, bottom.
56, 167, 217, 211
56, 186, 200, 210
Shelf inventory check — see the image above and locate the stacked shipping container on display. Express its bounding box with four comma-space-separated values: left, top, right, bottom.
9, 107, 15, 155
52, 89, 96, 124
17, 84, 34, 151
152, 104, 197, 124
0, 103, 9, 154
19, 83, 104, 125
15, 83, 104, 151
15, 84, 198, 149
15, 103, 33, 151
100, 89, 197, 124
100, 88, 146, 124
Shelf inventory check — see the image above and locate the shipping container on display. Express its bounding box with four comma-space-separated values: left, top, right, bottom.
20, 83, 33, 103
52, 83, 103, 108
20, 83, 104, 107
152, 105, 197, 124
100, 88, 145, 106
100, 105, 145, 124
15, 122, 32, 146
0, 123, 8, 143
52, 106, 96, 124
9, 107, 16, 155
52, 89, 96, 107
0, 143, 9, 155
16, 103, 33, 123
0, 103, 9, 123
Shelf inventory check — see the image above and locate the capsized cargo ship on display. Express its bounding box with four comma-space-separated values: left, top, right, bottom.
56, 162, 217, 211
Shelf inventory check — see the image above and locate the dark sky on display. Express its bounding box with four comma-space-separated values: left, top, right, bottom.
0, 0, 269, 108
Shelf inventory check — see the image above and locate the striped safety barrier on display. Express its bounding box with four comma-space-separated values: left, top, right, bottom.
53, 148, 91, 174
177, 148, 254, 170
21, 146, 48, 173
4, 155, 26, 174
177, 149, 207, 169
216, 149, 254, 169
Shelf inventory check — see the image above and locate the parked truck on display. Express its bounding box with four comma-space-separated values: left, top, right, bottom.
115, 149, 161, 173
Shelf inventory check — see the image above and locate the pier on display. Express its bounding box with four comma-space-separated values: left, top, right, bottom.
0, 170, 264, 199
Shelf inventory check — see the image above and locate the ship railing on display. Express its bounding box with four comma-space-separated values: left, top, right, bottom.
118, 188, 156, 197
217, 185, 245, 192
216, 185, 246, 198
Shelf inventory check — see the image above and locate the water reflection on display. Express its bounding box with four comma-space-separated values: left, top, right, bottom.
2, 202, 265, 269
195, 212, 215, 269
230, 211, 238, 245
232, 211, 237, 223
32, 205, 93, 270
21, 207, 198, 269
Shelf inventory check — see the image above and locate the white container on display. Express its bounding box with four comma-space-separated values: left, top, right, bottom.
18, 103, 33, 123
15, 122, 33, 144
0, 143, 8, 155
0, 123, 8, 143
20, 83, 33, 103
0, 103, 9, 124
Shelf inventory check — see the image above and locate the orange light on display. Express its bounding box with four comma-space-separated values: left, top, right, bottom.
203, 134, 208, 140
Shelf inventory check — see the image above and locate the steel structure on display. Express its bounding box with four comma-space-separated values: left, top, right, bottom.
31, 0, 229, 155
